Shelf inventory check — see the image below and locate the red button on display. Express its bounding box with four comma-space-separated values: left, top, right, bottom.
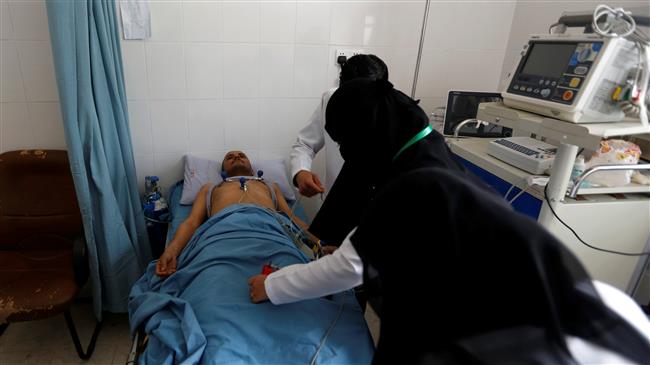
562, 90, 574, 101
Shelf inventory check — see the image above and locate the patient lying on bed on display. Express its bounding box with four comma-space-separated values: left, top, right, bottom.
129, 151, 374, 364
156, 150, 311, 277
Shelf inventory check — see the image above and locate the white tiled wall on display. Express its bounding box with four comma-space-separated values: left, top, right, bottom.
119, 0, 428, 218
0, 0, 65, 153
414, 0, 517, 116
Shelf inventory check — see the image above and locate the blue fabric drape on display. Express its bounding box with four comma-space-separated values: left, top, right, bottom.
46, 0, 151, 319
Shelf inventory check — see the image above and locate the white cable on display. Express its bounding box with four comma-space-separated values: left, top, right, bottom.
237, 189, 247, 204
310, 295, 346, 365
504, 185, 515, 201
290, 193, 302, 218
636, 46, 650, 127
622, 43, 650, 125
508, 187, 527, 204
592, 5, 649, 126
592, 5, 636, 38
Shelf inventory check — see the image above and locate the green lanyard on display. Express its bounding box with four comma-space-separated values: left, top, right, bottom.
392, 125, 433, 162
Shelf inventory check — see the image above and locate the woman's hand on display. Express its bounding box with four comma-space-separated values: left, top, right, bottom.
156, 248, 179, 277
322, 245, 338, 255
248, 275, 269, 303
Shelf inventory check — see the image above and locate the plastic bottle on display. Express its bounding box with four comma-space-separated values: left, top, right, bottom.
144, 176, 159, 198
571, 155, 587, 187
144, 176, 167, 217
142, 176, 169, 259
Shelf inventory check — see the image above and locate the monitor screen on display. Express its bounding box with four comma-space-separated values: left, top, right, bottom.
520, 43, 576, 78
443, 91, 511, 137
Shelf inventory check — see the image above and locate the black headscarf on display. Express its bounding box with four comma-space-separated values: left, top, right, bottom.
351, 167, 650, 364
310, 79, 464, 244
325, 78, 454, 174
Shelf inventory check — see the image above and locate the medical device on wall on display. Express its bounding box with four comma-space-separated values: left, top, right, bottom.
502, 5, 650, 125
487, 137, 557, 175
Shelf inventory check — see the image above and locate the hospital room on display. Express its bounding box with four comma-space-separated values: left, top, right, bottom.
2, 0, 650, 363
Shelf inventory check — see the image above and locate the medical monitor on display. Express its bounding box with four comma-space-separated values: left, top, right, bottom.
443, 91, 512, 138
502, 34, 639, 123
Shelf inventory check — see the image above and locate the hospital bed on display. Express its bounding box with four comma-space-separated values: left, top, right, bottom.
126, 181, 374, 364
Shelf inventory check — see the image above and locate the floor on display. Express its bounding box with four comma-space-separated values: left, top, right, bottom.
0, 302, 132, 365
0, 301, 381, 364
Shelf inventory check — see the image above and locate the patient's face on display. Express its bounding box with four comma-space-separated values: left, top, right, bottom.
222, 151, 253, 176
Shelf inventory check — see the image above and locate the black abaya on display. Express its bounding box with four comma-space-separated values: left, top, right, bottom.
351, 167, 650, 365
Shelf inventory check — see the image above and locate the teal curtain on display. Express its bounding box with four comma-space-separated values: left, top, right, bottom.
46, 0, 151, 319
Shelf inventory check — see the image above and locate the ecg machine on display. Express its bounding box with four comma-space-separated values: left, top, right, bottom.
487, 137, 557, 175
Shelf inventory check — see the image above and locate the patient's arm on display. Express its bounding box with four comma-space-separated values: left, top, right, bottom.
155, 183, 209, 277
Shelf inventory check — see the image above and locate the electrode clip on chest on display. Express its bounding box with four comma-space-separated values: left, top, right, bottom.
221, 170, 264, 191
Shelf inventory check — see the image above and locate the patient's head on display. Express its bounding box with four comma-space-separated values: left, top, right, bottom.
221, 151, 254, 177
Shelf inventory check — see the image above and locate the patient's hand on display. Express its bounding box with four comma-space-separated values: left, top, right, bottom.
322, 245, 338, 255
156, 249, 178, 277
295, 170, 325, 197
248, 275, 269, 303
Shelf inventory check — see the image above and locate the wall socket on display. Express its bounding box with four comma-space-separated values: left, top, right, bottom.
335, 48, 365, 65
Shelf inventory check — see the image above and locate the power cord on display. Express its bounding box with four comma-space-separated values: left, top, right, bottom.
504, 185, 515, 201
543, 185, 650, 256
310, 294, 346, 365
504, 183, 527, 204
508, 186, 528, 204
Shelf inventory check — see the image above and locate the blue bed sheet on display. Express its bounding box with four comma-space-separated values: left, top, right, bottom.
129, 204, 374, 364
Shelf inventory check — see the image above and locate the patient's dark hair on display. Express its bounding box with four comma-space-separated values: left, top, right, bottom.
339, 54, 388, 85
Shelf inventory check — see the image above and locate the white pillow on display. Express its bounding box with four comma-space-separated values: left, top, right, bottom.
179, 154, 296, 205
179, 154, 221, 205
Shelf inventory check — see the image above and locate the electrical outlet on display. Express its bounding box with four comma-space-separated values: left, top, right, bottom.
335, 48, 366, 65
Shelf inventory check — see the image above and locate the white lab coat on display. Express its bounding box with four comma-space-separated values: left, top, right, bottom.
265, 229, 362, 305
289, 88, 344, 192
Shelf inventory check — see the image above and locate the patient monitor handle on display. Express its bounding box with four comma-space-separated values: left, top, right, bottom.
554, 8, 650, 34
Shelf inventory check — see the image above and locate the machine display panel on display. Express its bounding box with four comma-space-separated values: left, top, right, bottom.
520, 43, 576, 78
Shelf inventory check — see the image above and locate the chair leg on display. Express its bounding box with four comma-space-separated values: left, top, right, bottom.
64, 309, 103, 360
0, 323, 8, 336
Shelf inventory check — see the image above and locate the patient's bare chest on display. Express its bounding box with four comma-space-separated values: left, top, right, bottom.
209, 181, 274, 215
